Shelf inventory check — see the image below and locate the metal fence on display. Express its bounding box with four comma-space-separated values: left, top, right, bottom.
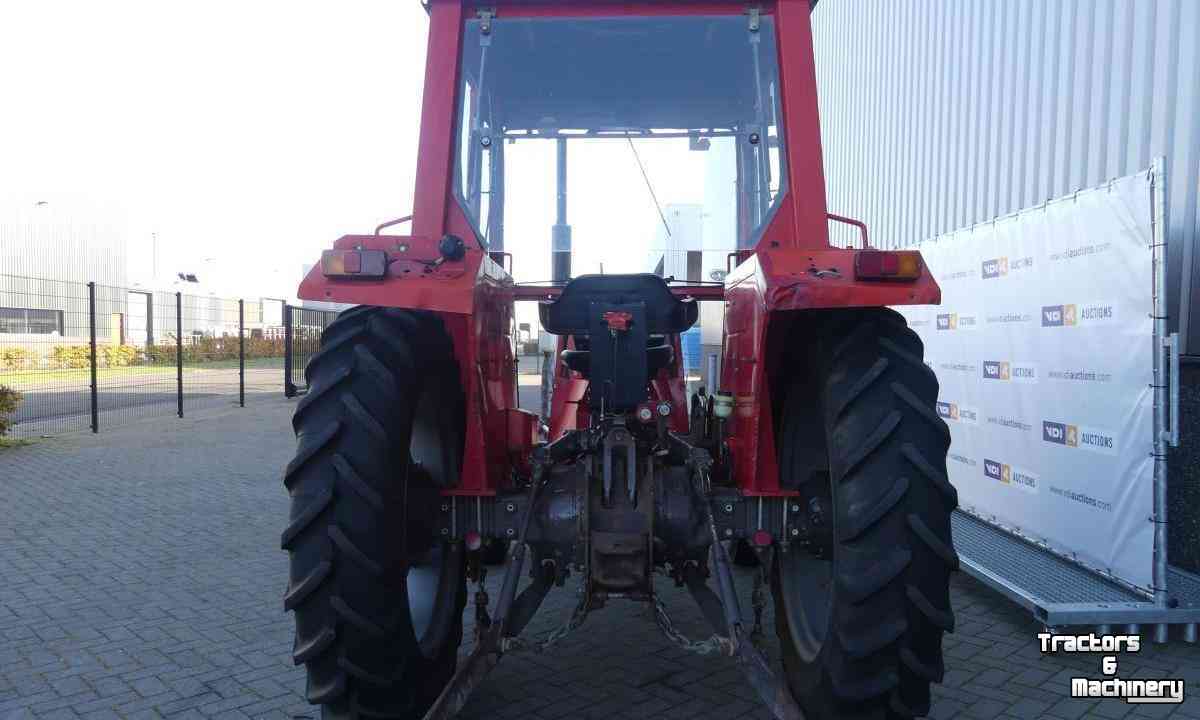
284, 306, 337, 397
0, 272, 340, 438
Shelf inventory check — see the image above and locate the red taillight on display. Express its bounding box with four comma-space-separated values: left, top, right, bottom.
322, 249, 387, 278
855, 251, 923, 280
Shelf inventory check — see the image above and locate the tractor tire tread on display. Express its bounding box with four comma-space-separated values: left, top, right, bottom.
284, 306, 466, 720
833, 357, 889, 418
281, 488, 334, 550
338, 654, 399, 688
332, 454, 384, 511
906, 584, 955, 632
901, 444, 958, 508
890, 382, 951, 443
774, 308, 956, 720
353, 345, 398, 397
899, 647, 944, 683
328, 526, 385, 577
907, 514, 959, 571
340, 393, 388, 442
307, 671, 347, 704
837, 616, 908, 660
840, 476, 909, 543
296, 366, 353, 423
838, 547, 912, 604
303, 326, 366, 382
285, 561, 332, 611
293, 626, 338, 666
838, 410, 901, 480
284, 420, 341, 488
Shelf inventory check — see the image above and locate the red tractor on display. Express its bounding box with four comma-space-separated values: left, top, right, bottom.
283, 1, 957, 718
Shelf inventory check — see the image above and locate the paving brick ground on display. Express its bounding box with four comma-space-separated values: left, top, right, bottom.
2, 396, 1198, 720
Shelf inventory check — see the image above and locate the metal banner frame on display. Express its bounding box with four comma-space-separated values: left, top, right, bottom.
900, 160, 1193, 641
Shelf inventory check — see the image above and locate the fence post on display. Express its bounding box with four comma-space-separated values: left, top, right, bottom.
284, 305, 295, 397
176, 291, 183, 418
87, 282, 99, 433
239, 299, 245, 408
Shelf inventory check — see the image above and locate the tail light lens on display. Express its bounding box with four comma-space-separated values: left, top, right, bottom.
322, 249, 388, 278
855, 250, 923, 280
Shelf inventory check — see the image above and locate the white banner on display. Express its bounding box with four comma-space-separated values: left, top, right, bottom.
894, 170, 1156, 592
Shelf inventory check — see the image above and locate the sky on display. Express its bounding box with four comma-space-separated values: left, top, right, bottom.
0, 1, 430, 299
0, 3, 767, 316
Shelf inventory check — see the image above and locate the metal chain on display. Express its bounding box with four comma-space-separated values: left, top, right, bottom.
501, 578, 592, 654
750, 562, 766, 640
503, 585, 732, 657
473, 567, 491, 639
653, 596, 733, 656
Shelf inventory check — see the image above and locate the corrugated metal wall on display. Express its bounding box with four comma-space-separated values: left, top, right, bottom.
812, 0, 1200, 355
0, 202, 130, 289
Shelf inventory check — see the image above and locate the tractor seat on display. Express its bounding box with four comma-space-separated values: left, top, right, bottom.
538, 274, 698, 336
539, 274, 698, 409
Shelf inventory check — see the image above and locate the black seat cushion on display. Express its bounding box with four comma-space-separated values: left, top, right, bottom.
539, 274, 698, 335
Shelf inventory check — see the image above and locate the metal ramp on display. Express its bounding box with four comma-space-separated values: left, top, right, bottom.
951, 510, 1200, 641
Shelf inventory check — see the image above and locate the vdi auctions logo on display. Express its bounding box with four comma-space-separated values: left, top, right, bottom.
982, 360, 1037, 383
981, 257, 1008, 279
1042, 421, 1079, 447
984, 458, 1038, 492
1043, 420, 1117, 455
1043, 303, 1115, 327
983, 360, 1010, 380
936, 312, 976, 331
983, 458, 1011, 484
936, 401, 978, 424
1042, 304, 1078, 326
982, 255, 1032, 279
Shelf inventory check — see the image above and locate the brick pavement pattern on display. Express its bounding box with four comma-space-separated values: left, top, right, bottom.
1, 397, 1198, 720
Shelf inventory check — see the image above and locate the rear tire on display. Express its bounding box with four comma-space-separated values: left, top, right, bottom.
772, 308, 958, 719
283, 306, 467, 720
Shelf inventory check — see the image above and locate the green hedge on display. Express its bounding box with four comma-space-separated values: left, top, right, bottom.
0, 348, 35, 371
101, 345, 140, 367
0, 384, 20, 436
50, 345, 92, 369
145, 335, 286, 364
0, 336, 290, 372
45, 344, 142, 369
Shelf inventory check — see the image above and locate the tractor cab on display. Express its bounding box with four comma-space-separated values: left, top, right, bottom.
453, 10, 787, 283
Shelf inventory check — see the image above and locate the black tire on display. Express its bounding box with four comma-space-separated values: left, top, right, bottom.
771, 308, 959, 719
283, 306, 468, 720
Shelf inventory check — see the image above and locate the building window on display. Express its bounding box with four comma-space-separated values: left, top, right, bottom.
0, 307, 64, 334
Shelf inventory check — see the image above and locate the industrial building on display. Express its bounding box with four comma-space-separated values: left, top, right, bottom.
811, 0, 1199, 358
0, 197, 284, 360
